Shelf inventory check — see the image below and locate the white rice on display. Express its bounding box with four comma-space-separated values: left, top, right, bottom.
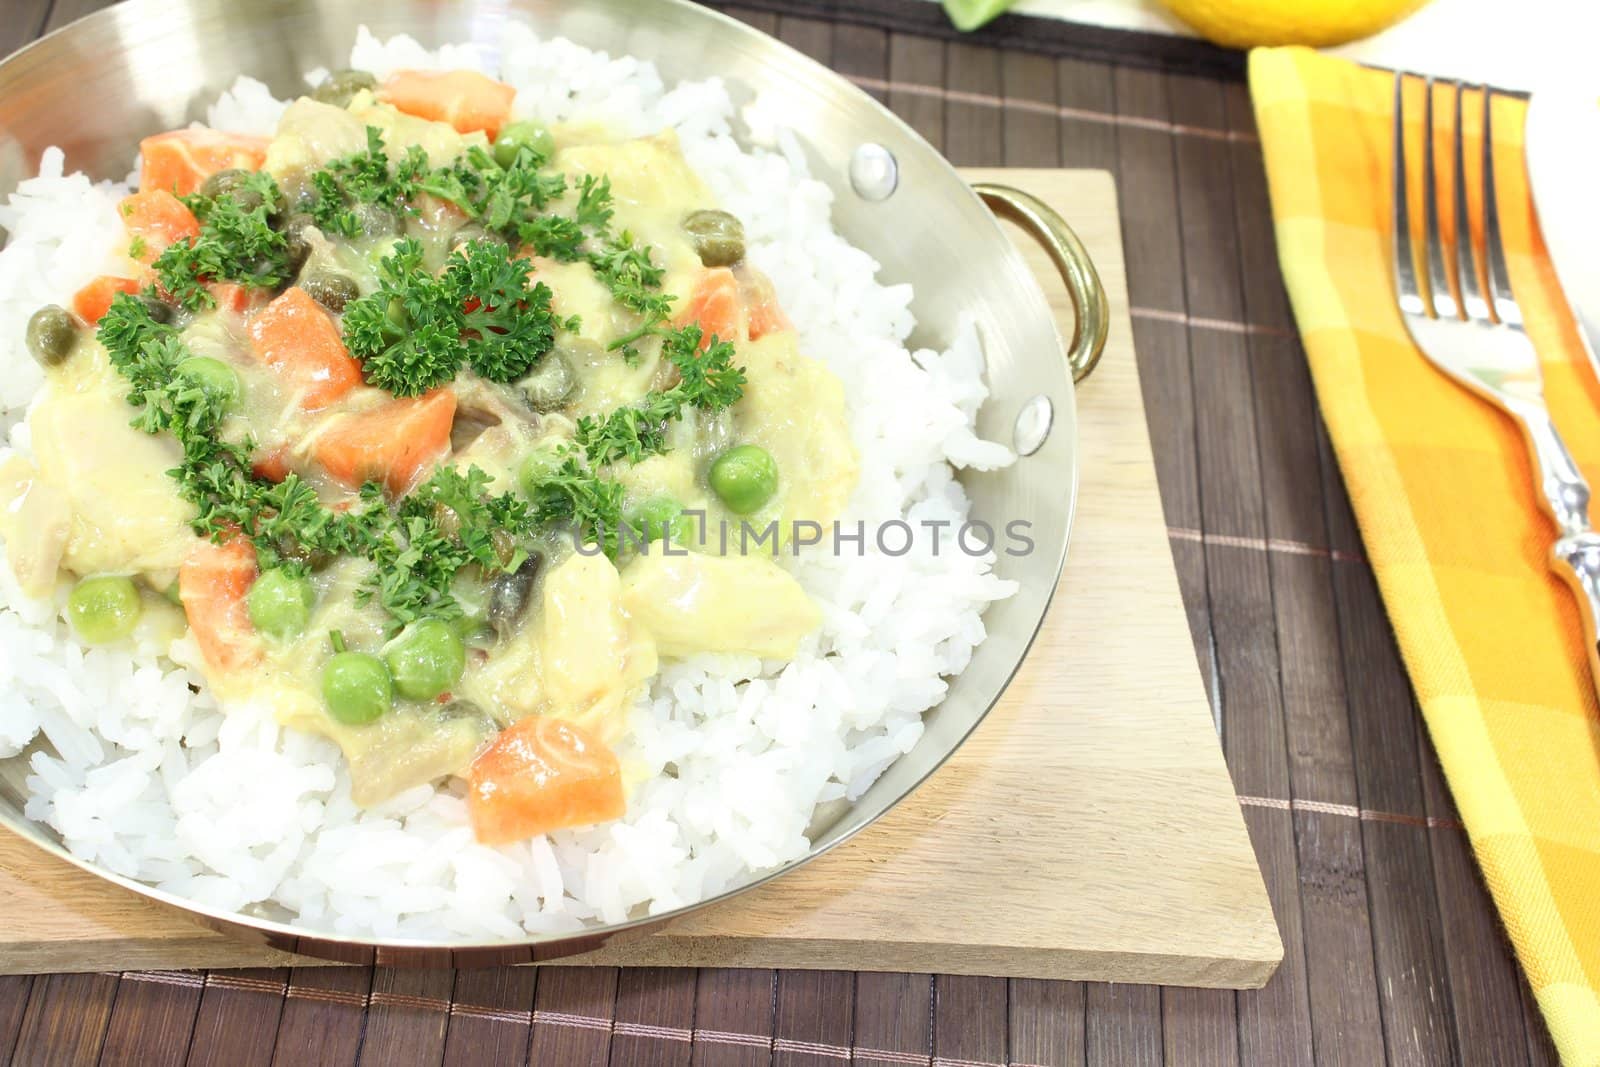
0, 27, 1017, 938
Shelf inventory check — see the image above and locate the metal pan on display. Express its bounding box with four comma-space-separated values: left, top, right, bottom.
0, 0, 1107, 967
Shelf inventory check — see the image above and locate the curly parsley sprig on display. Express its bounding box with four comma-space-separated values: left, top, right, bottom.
152, 171, 292, 310
341, 238, 573, 397
574, 326, 746, 467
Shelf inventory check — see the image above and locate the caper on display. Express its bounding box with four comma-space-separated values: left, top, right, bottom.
281, 212, 317, 273
301, 271, 361, 312
486, 553, 542, 640
439, 698, 490, 725
25, 305, 79, 367
449, 222, 510, 251
273, 536, 332, 573
433, 502, 462, 540
489, 528, 517, 568
311, 68, 379, 109
199, 167, 267, 212
136, 294, 175, 324
350, 201, 401, 238
515, 350, 576, 413
682, 209, 745, 267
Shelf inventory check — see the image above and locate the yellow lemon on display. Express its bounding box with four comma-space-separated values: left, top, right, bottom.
1159, 0, 1428, 48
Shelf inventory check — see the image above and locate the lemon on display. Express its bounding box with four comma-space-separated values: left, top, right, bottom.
1158, 0, 1428, 48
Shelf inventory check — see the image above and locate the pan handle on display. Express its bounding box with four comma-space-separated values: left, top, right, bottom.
973, 182, 1109, 383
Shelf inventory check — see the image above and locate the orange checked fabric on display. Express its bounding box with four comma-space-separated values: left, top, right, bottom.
1250, 47, 1600, 1065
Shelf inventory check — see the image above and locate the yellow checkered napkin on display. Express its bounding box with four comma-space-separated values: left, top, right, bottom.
1249, 48, 1600, 1064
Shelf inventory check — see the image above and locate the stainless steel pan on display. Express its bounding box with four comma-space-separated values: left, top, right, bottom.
0, 0, 1107, 967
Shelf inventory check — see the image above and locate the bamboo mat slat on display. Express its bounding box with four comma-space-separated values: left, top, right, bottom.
0, 0, 1563, 1062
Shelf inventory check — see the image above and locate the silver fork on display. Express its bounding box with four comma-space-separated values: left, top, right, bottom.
1392, 74, 1600, 698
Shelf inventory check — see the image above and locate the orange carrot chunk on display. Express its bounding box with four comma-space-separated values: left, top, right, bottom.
313, 389, 457, 496
378, 69, 516, 137
466, 716, 626, 845
139, 128, 269, 197
676, 267, 747, 348
247, 287, 363, 410
178, 535, 262, 673
71, 276, 142, 324
118, 189, 200, 263
209, 282, 263, 314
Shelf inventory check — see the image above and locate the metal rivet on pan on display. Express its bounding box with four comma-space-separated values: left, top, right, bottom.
1014, 395, 1053, 456
849, 143, 898, 200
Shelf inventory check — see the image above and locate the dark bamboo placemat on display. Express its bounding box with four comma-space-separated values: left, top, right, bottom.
0, 0, 1566, 1062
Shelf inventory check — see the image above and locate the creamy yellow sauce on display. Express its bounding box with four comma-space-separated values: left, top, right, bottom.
0, 95, 860, 808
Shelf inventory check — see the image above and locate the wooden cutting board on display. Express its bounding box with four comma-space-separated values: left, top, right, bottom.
0, 169, 1282, 987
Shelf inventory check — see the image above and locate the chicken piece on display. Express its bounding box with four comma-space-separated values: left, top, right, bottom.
621, 551, 821, 660
0, 453, 72, 598
539, 552, 657, 739
552, 132, 709, 301
29, 385, 196, 578
263, 98, 370, 178
735, 332, 859, 530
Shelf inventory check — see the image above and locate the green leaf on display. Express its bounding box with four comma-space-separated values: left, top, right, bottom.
941, 0, 1019, 31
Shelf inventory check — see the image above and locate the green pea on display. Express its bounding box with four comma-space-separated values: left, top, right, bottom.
384, 619, 466, 702
322, 651, 393, 725
176, 356, 242, 411
246, 568, 314, 640
26, 305, 79, 368
708, 444, 778, 515
518, 447, 566, 498
494, 121, 555, 168
628, 494, 692, 545
67, 575, 142, 645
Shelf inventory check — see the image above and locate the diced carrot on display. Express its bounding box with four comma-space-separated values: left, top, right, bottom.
676, 267, 747, 348
465, 716, 625, 844
118, 189, 200, 263
71, 276, 141, 324
178, 535, 262, 673
247, 286, 363, 410
139, 128, 269, 197
740, 269, 792, 340
209, 282, 264, 314
313, 389, 457, 495
378, 69, 516, 137
251, 447, 290, 483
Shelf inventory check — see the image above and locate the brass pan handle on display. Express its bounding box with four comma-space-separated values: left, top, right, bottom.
973, 182, 1109, 383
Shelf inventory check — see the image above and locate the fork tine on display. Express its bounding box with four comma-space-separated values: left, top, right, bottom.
1479, 85, 1521, 327
1452, 81, 1490, 321
1393, 74, 1425, 315
1422, 77, 1460, 319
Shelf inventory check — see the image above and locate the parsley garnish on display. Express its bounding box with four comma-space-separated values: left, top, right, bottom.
307, 126, 431, 237
521, 450, 627, 559
574, 326, 745, 466
153, 171, 291, 310
96, 292, 549, 628
342, 238, 570, 397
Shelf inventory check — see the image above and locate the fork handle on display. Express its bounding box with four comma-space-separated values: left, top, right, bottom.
1510, 401, 1600, 693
